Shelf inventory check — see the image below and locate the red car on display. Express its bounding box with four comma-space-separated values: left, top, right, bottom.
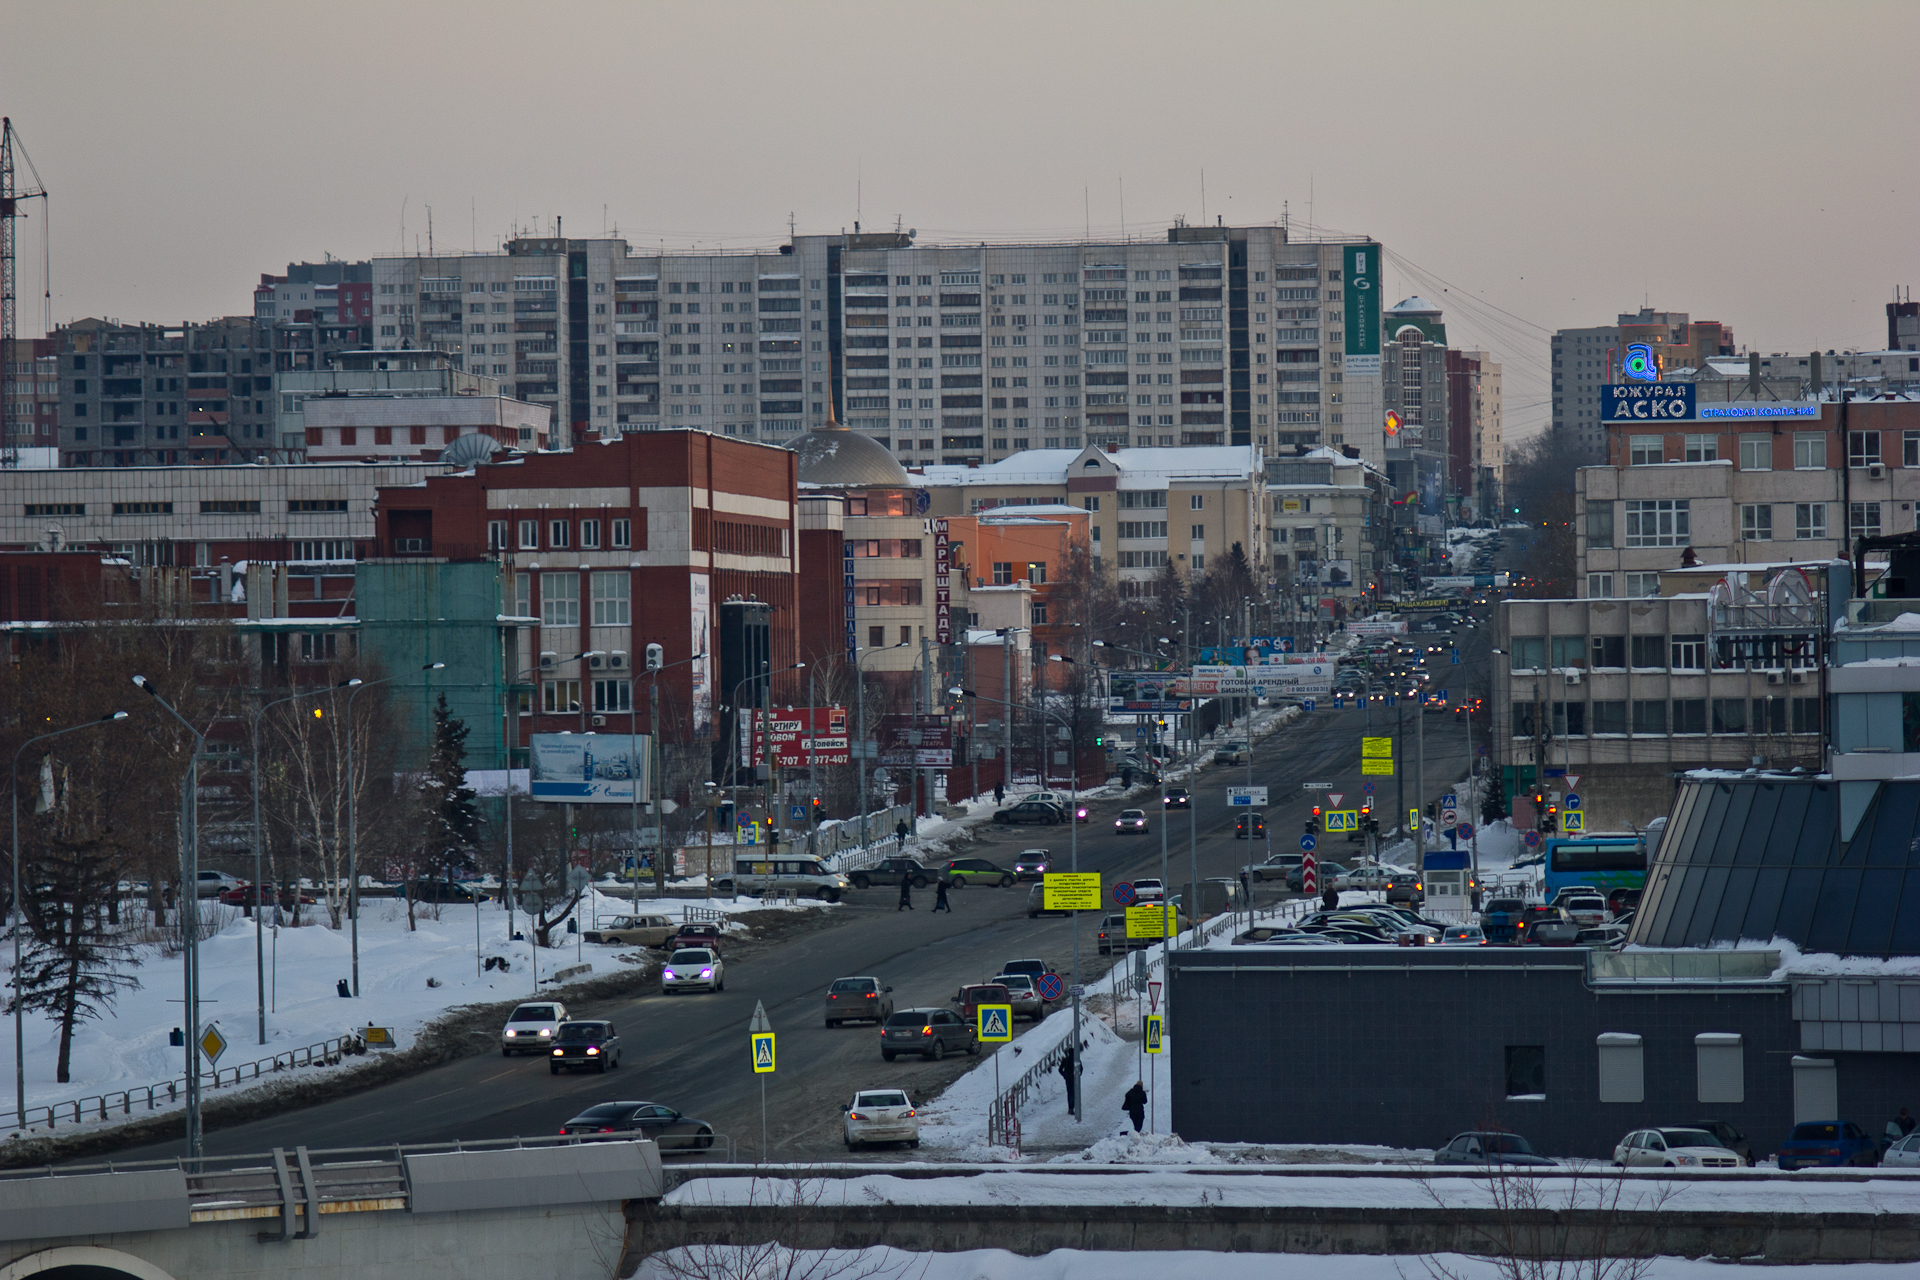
667, 922, 725, 953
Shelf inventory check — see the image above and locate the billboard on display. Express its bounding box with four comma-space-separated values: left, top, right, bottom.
1343, 244, 1382, 377
689, 573, 712, 737
1321, 559, 1355, 587
933, 518, 954, 644
739, 706, 851, 769
1600, 383, 1695, 422
877, 714, 954, 767
1106, 671, 1191, 713
1257, 660, 1335, 696
529, 733, 649, 804
1186, 665, 1250, 695
1347, 619, 1407, 637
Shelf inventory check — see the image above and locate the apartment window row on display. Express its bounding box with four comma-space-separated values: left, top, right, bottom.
496, 517, 635, 552
1512, 697, 1817, 738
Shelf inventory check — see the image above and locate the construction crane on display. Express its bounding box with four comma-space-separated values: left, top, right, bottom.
2, 117, 50, 470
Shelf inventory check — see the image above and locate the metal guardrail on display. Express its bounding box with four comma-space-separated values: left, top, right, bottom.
2, 1031, 369, 1137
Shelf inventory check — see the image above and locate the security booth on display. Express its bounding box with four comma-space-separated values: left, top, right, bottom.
1422, 849, 1474, 921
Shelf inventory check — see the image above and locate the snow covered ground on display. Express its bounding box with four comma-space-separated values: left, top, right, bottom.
1, 887, 820, 1132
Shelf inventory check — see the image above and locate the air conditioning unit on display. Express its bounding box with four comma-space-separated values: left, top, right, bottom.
591, 715, 606, 727
1766, 671, 1785, 685
608, 651, 628, 670
1791, 671, 1806, 684
1564, 670, 1582, 686
1864, 463, 1886, 480
588, 654, 606, 670
539, 651, 557, 670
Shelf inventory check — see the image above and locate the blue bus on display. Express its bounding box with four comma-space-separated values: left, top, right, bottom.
1543, 835, 1649, 902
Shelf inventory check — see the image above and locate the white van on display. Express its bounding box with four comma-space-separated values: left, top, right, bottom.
716, 855, 852, 902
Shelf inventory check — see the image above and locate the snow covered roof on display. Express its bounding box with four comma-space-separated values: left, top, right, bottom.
1386, 296, 1441, 316
920, 445, 1262, 490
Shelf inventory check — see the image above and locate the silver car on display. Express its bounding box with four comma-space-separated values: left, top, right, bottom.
991, 972, 1045, 1021
501, 1001, 569, 1056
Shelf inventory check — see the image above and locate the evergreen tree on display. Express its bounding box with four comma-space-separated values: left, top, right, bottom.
423, 693, 480, 880
9, 833, 140, 1085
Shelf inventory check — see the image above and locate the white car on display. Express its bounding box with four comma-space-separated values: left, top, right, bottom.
1612, 1127, 1745, 1169
196, 870, 244, 898
1884, 1132, 1920, 1167
661, 947, 725, 994
1131, 878, 1166, 902
1558, 894, 1611, 928
843, 1089, 919, 1150
501, 1001, 569, 1055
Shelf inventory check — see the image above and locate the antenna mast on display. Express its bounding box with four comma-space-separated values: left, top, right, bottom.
2, 118, 51, 470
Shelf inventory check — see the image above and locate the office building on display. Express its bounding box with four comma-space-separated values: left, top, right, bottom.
1552, 308, 1735, 457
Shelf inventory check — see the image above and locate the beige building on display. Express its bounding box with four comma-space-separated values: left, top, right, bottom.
1266, 447, 1387, 618
301, 395, 551, 461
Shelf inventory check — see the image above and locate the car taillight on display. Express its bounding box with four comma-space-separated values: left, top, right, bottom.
600, 1126, 615, 1133
923, 1026, 932, 1036
848, 1111, 864, 1120
864, 992, 876, 999
905, 1109, 916, 1117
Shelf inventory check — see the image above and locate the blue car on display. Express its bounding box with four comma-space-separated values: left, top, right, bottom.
1776, 1121, 1879, 1170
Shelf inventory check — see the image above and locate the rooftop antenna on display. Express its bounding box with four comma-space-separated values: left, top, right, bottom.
400, 195, 408, 256
1118, 176, 1126, 240
1200, 169, 1206, 226
426, 205, 433, 256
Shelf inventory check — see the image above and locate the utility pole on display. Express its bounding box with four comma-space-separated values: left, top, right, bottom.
1, 119, 50, 471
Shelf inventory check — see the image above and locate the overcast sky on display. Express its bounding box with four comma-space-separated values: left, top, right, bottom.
5, 0, 1915, 438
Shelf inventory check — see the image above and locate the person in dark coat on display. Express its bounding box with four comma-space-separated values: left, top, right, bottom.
895, 818, 910, 848
933, 877, 952, 912
1900, 1107, 1916, 1136
897, 873, 914, 911
1059, 1045, 1079, 1113
993, 781, 1005, 805
1123, 1080, 1147, 1132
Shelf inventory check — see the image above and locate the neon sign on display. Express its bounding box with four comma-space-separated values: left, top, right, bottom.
1623, 343, 1659, 382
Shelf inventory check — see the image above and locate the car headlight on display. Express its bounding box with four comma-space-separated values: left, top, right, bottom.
700, 968, 713, 978
662, 969, 676, 979
586, 1047, 599, 1055
1675, 1155, 1699, 1166
538, 1028, 551, 1037
553, 1048, 564, 1056
506, 1030, 517, 1037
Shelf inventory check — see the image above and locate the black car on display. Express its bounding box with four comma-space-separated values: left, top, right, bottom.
406, 878, 488, 904
881, 1008, 980, 1061
993, 800, 1064, 826
1162, 787, 1191, 809
559, 1100, 714, 1150
550, 1020, 621, 1074
1234, 811, 1267, 840
1434, 1131, 1557, 1167
848, 858, 938, 890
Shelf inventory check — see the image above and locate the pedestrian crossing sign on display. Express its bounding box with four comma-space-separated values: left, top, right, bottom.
1324, 809, 1358, 832
1144, 1014, 1163, 1054
751, 1031, 776, 1074
1561, 810, 1585, 833
978, 1003, 1013, 1043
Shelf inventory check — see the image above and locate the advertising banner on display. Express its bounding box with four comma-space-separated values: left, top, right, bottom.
1186, 665, 1251, 695
1257, 661, 1335, 696
1600, 383, 1696, 422
529, 733, 649, 804
1343, 244, 1382, 378
739, 706, 850, 769
1106, 671, 1191, 713
933, 518, 953, 644
1321, 558, 1355, 587
1347, 619, 1408, 637
689, 573, 712, 737
876, 713, 954, 767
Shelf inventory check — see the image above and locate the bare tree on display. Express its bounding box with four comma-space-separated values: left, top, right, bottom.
644, 1174, 928, 1280
1409, 1163, 1678, 1280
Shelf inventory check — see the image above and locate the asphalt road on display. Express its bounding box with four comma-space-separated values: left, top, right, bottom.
101, 613, 1493, 1165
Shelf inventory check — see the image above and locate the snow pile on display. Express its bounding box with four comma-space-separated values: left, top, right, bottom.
1053, 1130, 1218, 1166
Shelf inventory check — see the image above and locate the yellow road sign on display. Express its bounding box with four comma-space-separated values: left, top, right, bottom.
1144, 1014, 1164, 1054
977, 1004, 1014, 1043
198, 1025, 227, 1066
1043, 871, 1101, 911
1561, 810, 1585, 833
751, 1031, 776, 1074
1361, 736, 1393, 758
1125, 902, 1175, 938
1362, 758, 1394, 776
1324, 809, 1358, 832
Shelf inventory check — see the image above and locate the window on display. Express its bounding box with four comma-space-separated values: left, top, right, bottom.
1027, 562, 1047, 584
1552, 701, 1585, 737
299, 632, 338, 663
1550, 636, 1586, 669
1792, 696, 1821, 735
1030, 602, 1049, 624
1794, 503, 1828, 540
1596, 1033, 1644, 1104
1683, 434, 1718, 462
1189, 495, 1204, 510
1629, 435, 1663, 466
1624, 499, 1690, 547
1510, 636, 1544, 670
1592, 701, 1627, 735
1671, 634, 1706, 670
1630, 635, 1665, 668
488, 519, 508, 551
580, 519, 601, 549
1620, 572, 1658, 598
1586, 506, 1613, 549
1591, 635, 1625, 668
1850, 502, 1883, 538
1752, 698, 1786, 734
1505, 1045, 1545, 1099
1672, 698, 1707, 734
540, 575, 580, 628
1906, 432, 1920, 468
1511, 704, 1536, 737
592, 678, 631, 713
1794, 433, 1827, 469
992, 562, 1013, 585
1848, 431, 1882, 468
514, 572, 530, 618
1190, 524, 1206, 540
1739, 435, 1771, 471
591, 572, 630, 625
541, 679, 581, 714
611, 518, 631, 549
1740, 504, 1773, 541
868, 626, 885, 647
1632, 700, 1667, 734
1696, 1033, 1744, 1104
518, 519, 538, 550
899, 626, 913, 645
548, 519, 570, 549
1587, 573, 1614, 598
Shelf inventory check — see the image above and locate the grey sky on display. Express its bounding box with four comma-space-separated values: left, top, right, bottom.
5, 0, 1914, 438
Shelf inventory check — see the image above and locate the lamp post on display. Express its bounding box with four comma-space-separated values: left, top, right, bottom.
952, 684, 1085, 1121
503, 649, 600, 937
854, 641, 911, 856
642, 646, 704, 892
249, 679, 355, 1046
11, 711, 127, 1134
131, 674, 210, 1157
345, 662, 445, 998
727, 663, 804, 864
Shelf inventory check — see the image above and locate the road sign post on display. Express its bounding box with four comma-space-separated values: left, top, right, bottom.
1043, 872, 1101, 912
1145, 1014, 1164, 1053
1112, 881, 1137, 907
749, 1000, 775, 1161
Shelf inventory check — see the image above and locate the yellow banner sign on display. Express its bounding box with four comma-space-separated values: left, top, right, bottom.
1361, 736, 1394, 758
1043, 872, 1102, 911
1126, 902, 1176, 938
1362, 758, 1395, 776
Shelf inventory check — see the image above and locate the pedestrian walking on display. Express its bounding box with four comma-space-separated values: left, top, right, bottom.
933, 878, 952, 912
1123, 1080, 1147, 1133
1059, 1045, 1079, 1114
897, 873, 914, 911
993, 781, 1005, 805
1121, 765, 1133, 789
895, 818, 910, 850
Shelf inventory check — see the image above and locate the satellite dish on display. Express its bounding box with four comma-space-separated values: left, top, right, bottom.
39, 523, 64, 552
443, 433, 502, 470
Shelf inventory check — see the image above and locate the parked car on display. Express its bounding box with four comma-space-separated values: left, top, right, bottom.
1114, 809, 1149, 833
1025, 882, 1070, 918
582, 914, 677, 947
1234, 811, 1267, 840
824, 976, 894, 1027
999, 957, 1048, 982
1882, 1131, 1920, 1168
1607, 886, 1644, 916
848, 858, 938, 890
195, 870, 245, 899
1011, 851, 1051, 880
991, 972, 1046, 1020
1433, 1131, 1557, 1167
1132, 878, 1167, 902
1613, 1128, 1745, 1169
559, 1101, 714, 1150
1529, 916, 1582, 947
1689, 1119, 1754, 1165
1287, 861, 1349, 893
1246, 853, 1303, 882
404, 878, 489, 904
1233, 927, 1335, 946
1576, 926, 1628, 948
501, 1001, 569, 1056
843, 1089, 919, 1150
943, 858, 1016, 887
953, 983, 1012, 1028
993, 800, 1064, 826
717, 854, 852, 901
549, 1020, 620, 1074
1162, 787, 1191, 809
218, 882, 317, 908
661, 947, 725, 994
667, 922, 726, 953
1213, 740, 1249, 765
1440, 925, 1487, 945
1777, 1121, 1881, 1169
880, 1008, 979, 1061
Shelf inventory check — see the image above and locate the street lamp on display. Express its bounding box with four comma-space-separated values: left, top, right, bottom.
952, 683, 1088, 1122
854, 641, 911, 855
503, 649, 601, 937
249, 678, 356, 1045
641, 646, 705, 893
11, 710, 126, 1135
345, 663, 445, 998
727, 662, 805, 863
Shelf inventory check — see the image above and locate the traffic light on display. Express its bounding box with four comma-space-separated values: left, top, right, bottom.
810, 797, 824, 824
1542, 804, 1558, 833
1093, 733, 1104, 747
1425, 802, 1437, 821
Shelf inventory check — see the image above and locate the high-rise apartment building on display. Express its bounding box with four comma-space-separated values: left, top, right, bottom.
56, 316, 280, 467
1551, 309, 1734, 457
252, 259, 375, 375
369, 224, 1385, 467
3, 336, 58, 455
